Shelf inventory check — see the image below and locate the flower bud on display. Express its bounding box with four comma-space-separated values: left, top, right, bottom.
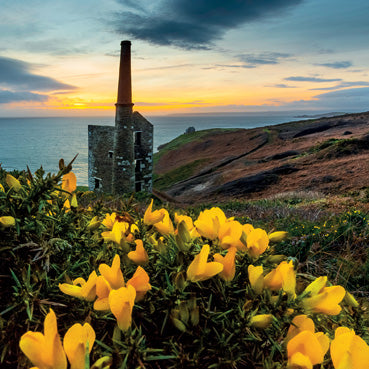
190, 306, 200, 326
266, 255, 286, 264
171, 316, 186, 332
249, 314, 274, 329
268, 231, 288, 242
70, 193, 78, 207
0, 216, 15, 227
177, 220, 191, 243
6, 174, 21, 192
178, 302, 189, 324
91, 356, 113, 369
344, 291, 359, 308
87, 216, 100, 231
174, 272, 186, 290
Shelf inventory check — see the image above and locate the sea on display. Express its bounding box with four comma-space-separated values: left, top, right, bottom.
0, 113, 309, 186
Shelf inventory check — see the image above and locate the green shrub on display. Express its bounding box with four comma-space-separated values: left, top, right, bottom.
0, 164, 368, 369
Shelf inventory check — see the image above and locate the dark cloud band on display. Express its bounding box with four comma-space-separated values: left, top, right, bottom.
0, 56, 75, 91
0, 89, 48, 104
315, 61, 352, 69
285, 76, 342, 83
115, 0, 303, 49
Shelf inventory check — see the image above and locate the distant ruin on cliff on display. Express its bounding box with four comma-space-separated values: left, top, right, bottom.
88, 41, 153, 194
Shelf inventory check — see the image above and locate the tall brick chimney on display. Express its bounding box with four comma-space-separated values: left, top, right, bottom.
111, 40, 135, 194
117, 40, 133, 106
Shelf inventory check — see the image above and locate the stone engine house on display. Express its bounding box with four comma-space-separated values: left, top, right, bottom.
88, 41, 153, 194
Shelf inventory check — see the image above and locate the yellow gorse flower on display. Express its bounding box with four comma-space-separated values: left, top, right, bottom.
153, 209, 174, 235
63, 198, 71, 212
109, 284, 136, 331
59, 271, 98, 301
63, 323, 95, 369
0, 183, 4, 192
143, 199, 165, 225
98, 254, 125, 290
218, 220, 245, 250
264, 260, 296, 296
62, 172, 77, 193
20, 309, 98, 369
126, 266, 152, 302
287, 330, 330, 369
302, 286, 346, 315
242, 223, 254, 235
94, 275, 113, 311
128, 239, 149, 265
248, 265, 264, 295
302, 277, 346, 315
194, 207, 228, 240
6, 174, 22, 191
187, 244, 223, 282
213, 246, 237, 282
330, 327, 369, 369
285, 315, 315, 343
94, 255, 151, 308
102, 212, 117, 230
245, 228, 269, 258
63, 193, 78, 212
101, 220, 136, 247
19, 308, 67, 369
58, 255, 150, 331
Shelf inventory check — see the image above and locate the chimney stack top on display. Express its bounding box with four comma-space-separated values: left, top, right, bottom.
116, 41, 133, 106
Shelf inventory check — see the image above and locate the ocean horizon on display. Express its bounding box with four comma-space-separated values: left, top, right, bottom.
0, 112, 315, 186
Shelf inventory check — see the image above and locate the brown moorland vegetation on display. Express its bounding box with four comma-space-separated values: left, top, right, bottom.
154, 112, 369, 204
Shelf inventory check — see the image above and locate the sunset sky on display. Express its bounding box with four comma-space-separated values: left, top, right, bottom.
1, 0, 369, 116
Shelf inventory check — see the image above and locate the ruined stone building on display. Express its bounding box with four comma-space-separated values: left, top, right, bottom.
88, 41, 153, 194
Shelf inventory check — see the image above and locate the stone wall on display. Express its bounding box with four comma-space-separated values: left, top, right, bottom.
111, 105, 135, 194
88, 111, 153, 194
133, 112, 153, 192
88, 125, 114, 192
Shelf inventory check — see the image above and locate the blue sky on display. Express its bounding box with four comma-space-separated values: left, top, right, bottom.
0, 0, 368, 116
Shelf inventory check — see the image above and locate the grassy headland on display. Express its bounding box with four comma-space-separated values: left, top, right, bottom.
153, 112, 369, 204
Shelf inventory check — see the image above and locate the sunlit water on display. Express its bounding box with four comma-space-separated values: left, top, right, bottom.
0, 113, 306, 186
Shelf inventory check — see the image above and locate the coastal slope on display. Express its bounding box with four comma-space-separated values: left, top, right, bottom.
153, 112, 369, 202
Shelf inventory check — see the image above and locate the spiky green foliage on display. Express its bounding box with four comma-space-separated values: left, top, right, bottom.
0, 163, 368, 369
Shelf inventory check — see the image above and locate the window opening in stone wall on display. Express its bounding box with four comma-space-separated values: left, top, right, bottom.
94, 178, 100, 189
135, 159, 141, 173
135, 181, 142, 192
135, 131, 142, 146
108, 151, 113, 158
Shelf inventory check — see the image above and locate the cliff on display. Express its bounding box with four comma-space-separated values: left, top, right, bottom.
153, 112, 369, 203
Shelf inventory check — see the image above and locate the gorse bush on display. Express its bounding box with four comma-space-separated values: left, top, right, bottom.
0, 161, 368, 369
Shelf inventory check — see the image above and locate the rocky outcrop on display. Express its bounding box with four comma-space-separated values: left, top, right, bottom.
214, 165, 299, 196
